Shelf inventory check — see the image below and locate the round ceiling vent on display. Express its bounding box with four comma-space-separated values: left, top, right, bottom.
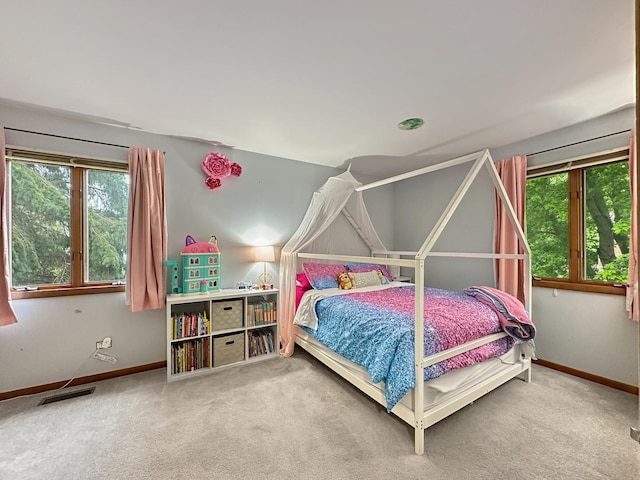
397, 118, 424, 130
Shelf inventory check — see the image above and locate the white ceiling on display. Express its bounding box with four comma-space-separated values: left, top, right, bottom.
0, 1, 635, 176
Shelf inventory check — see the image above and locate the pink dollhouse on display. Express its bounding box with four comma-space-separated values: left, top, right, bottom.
180, 235, 221, 294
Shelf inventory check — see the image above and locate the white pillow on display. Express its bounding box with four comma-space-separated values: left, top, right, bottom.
350, 270, 382, 288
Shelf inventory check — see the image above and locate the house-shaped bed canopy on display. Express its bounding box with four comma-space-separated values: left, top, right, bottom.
278, 169, 389, 357
280, 149, 530, 356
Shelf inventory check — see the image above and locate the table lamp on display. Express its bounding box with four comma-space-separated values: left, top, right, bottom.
255, 245, 275, 287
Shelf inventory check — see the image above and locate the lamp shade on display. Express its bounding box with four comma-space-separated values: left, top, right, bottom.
255, 245, 275, 262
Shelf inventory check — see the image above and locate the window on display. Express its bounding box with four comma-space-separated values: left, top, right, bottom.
526, 149, 630, 294
7, 149, 128, 298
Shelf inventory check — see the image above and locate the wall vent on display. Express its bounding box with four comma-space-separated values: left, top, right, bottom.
38, 387, 95, 406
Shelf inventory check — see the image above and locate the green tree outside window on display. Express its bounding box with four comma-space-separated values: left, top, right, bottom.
526, 159, 630, 286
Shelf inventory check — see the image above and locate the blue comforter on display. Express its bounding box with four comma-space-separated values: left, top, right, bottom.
300, 285, 513, 411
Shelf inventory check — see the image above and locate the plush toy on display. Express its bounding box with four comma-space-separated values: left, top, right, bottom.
337, 271, 354, 290
377, 269, 389, 285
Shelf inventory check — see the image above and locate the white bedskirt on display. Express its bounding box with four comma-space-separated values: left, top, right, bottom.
295, 326, 522, 412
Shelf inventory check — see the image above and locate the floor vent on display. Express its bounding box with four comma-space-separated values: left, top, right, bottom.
38, 387, 95, 406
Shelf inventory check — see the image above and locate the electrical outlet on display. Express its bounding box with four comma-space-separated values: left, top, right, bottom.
96, 336, 112, 349
93, 351, 117, 365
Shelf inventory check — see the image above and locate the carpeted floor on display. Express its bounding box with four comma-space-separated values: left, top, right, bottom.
0, 348, 638, 480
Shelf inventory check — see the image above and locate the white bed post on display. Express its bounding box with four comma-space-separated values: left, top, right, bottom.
413, 256, 426, 455
412, 150, 487, 455
483, 152, 533, 383
482, 152, 532, 314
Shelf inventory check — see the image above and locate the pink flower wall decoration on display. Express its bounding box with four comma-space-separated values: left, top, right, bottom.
205, 177, 221, 190
201, 152, 242, 190
230, 163, 242, 177
202, 152, 231, 178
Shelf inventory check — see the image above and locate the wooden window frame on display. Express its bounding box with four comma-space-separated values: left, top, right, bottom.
528, 152, 629, 296
7, 150, 127, 299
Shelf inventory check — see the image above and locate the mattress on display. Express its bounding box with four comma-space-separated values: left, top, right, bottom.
295, 326, 521, 412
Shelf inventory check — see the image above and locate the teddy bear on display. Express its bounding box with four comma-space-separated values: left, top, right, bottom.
337, 271, 355, 290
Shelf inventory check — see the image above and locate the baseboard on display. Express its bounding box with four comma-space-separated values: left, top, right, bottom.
4, 358, 636, 400
534, 358, 638, 395
0, 361, 167, 401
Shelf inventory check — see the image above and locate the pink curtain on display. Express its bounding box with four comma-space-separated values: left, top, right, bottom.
627, 130, 638, 322
494, 155, 527, 304
126, 147, 167, 312
0, 128, 17, 326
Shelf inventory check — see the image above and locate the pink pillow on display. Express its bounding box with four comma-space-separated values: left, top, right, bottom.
295, 273, 313, 310
296, 272, 312, 291
295, 285, 306, 310
302, 262, 346, 290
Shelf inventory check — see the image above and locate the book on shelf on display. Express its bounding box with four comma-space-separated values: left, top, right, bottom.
246, 300, 277, 327
247, 329, 276, 358
171, 337, 210, 374
171, 310, 210, 340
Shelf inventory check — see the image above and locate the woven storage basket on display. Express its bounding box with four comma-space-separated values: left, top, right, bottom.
213, 332, 244, 367
211, 299, 243, 330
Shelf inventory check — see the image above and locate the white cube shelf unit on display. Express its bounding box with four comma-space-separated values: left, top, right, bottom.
166, 288, 279, 382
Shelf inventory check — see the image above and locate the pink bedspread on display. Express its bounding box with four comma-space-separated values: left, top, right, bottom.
464, 286, 535, 341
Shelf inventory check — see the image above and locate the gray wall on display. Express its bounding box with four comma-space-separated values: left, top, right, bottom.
0, 104, 393, 393
395, 106, 638, 387
394, 161, 496, 290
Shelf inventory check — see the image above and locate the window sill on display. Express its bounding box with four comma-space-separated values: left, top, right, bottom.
12, 284, 125, 300
532, 278, 625, 296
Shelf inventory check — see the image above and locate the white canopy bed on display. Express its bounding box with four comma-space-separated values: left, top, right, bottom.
279, 149, 533, 455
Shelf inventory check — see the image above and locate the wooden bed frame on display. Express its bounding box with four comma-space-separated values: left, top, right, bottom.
293, 149, 533, 454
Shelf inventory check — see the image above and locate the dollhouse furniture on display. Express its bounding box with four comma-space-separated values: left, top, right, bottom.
181, 236, 221, 294
164, 260, 180, 294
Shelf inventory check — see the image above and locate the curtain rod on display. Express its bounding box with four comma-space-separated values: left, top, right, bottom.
526, 129, 631, 157
4, 127, 129, 149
